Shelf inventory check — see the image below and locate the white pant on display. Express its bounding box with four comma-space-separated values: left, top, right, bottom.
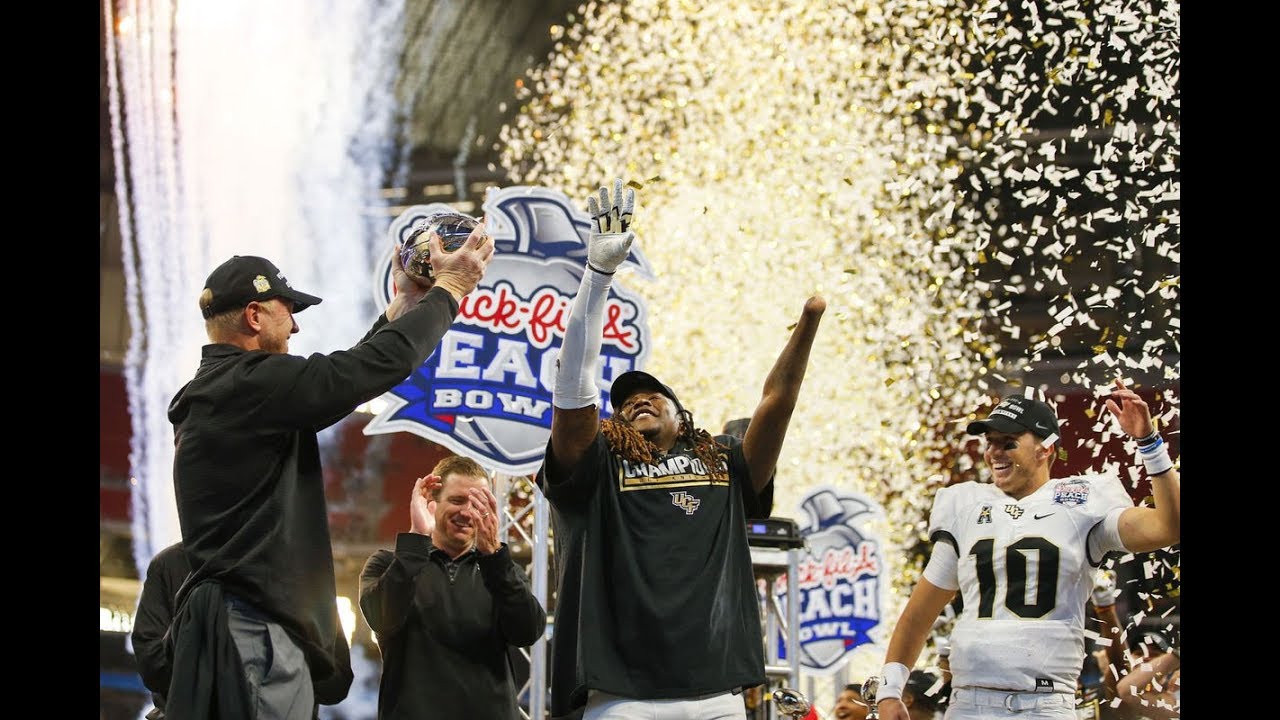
584, 689, 746, 720
944, 687, 1075, 720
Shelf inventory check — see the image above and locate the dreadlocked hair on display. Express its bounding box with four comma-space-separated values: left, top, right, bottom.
601, 409, 729, 474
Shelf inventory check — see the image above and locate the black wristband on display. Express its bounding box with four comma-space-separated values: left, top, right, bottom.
587, 262, 615, 276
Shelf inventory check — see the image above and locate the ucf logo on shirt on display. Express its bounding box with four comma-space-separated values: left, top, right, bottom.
670, 491, 701, 514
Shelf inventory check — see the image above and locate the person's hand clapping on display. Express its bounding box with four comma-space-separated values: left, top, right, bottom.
468, 486, 501, 555
409, 475, 441, 536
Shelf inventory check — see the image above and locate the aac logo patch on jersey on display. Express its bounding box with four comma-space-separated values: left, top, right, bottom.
1052, 479, 1091, 506
977, 505, 992, 524
1004, 504, 1025, 519
670, 491, 701, 514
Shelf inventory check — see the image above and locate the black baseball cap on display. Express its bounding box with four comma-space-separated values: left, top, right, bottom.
965, 394, 1060, 440
608, 370, 685, 414
200, 255, 323, 319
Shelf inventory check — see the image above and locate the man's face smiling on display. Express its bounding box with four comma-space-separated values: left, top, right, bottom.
618, 390, 679, 440
431, 472, 488, 557
982, 430, 1045, 498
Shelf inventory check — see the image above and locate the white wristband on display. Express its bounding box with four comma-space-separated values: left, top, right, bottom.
1140, 443, 1174, 476
876, 662, 909, 701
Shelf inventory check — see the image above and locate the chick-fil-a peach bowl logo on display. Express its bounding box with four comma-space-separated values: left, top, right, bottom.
366, 186, 654, 475
772, 487, 886, 672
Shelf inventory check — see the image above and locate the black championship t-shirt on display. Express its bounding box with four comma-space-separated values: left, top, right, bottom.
536, 432, 768, 718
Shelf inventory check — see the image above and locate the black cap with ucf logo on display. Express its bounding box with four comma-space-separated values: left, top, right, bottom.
199, 255, 324, 319
965, 394, 1061, 440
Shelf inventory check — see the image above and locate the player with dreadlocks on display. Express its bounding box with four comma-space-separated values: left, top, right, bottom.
535, 177, 826, 720
600, 397, 723, 469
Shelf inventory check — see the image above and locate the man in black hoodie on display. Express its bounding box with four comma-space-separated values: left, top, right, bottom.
166, 224, 493, 719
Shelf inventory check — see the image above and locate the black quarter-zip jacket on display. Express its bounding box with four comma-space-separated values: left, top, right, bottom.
360, 534, 547, 719
167, 287, 460, 684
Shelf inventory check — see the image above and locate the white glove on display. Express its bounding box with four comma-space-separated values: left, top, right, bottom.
584, 178, 636, 275
1091, 568, 1117, 608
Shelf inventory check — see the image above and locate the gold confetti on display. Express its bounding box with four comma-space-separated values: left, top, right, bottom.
499, 3, 1179, 687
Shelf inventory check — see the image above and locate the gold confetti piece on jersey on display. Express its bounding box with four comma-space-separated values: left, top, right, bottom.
626, 179, 644, 190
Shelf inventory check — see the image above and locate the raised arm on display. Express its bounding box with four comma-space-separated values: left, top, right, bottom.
1105, 379, 1180, 553
742, 296, 826, 494
547, 179, 636, 480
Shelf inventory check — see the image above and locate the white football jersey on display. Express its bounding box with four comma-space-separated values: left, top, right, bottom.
927, 475, 1132, 693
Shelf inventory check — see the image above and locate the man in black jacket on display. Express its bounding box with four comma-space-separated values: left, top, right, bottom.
166, 225, 493, 719
360, 455, 547, 719
132, 542, 189, 720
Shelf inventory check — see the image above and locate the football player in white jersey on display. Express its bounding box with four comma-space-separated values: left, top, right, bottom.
874, 380, 1179, 719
